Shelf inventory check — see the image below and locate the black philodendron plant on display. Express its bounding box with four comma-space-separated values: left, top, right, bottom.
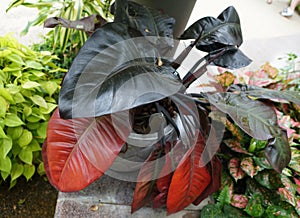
42, 0, 299, 214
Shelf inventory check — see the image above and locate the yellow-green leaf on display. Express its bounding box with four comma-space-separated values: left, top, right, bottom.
7, 126, 23, 140
25, 60, 44, 70
23, 164, 35, 181
30, 95, 48, 109
18, 149, 33, 165
6, 53, 25, 66
0, 156, 12, 173
17, 129, 32, 147
11, 163, 24, 181
0, 96, 8, 117
0, 138, 12, 158
0, 126, 8, 138
22, 81, 40, 89
0, 88, 14, 103
4, 113, 24, 127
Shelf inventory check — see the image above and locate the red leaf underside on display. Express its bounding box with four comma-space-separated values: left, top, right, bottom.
166, 132, 211, 214
43, 109, 130, 191
131, 145, 164, 213
193, 155, 222, 205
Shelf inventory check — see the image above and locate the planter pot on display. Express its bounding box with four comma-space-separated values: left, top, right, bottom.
109, 113, 176, 176
132, 0, 197, 37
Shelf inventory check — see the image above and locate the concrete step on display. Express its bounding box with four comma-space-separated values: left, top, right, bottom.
54, 175, 211, 218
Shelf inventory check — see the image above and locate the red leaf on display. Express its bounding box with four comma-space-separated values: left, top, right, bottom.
43, 109, 130, 192
229, 158, 246, 182
131, 145, 164, 213
153, 191, 167, 209
166, 132, 211, 214
193, 155, 222, 205
156, 142, 173, 193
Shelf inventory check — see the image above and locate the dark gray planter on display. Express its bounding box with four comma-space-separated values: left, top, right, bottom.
132, 0, 197, 37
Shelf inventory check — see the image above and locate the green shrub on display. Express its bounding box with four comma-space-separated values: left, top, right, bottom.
7, 0, 114, 53
0, 34, 66, 188
32, 35, 76, 71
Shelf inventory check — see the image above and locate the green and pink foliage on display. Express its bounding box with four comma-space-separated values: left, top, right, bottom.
201, 57, 300, 216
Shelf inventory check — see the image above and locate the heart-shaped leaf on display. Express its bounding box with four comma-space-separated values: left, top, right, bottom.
208, 92, 279, 140
229, 158, 246, 182
240, 157, 259, 178
166, 132, 211, 214
59, 22, 182, 119
42, 109, 131, 191
180, 6, 243, 52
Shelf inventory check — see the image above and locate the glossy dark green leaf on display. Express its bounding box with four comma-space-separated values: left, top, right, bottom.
229, 84, 300, 106
180, 6, 242, 52
265, 130, 291, 173
59, 22, 182, 119
207, 92, 279, 140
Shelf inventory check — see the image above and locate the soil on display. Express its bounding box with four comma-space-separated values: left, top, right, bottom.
0, 174, 58, 218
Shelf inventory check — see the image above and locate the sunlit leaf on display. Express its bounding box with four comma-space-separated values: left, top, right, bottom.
4, 113, 25, 127
30, 95, 48, 109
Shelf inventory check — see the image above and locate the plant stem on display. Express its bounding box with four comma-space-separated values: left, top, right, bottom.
183, 49, 227, 88
171, 28, 204, 70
